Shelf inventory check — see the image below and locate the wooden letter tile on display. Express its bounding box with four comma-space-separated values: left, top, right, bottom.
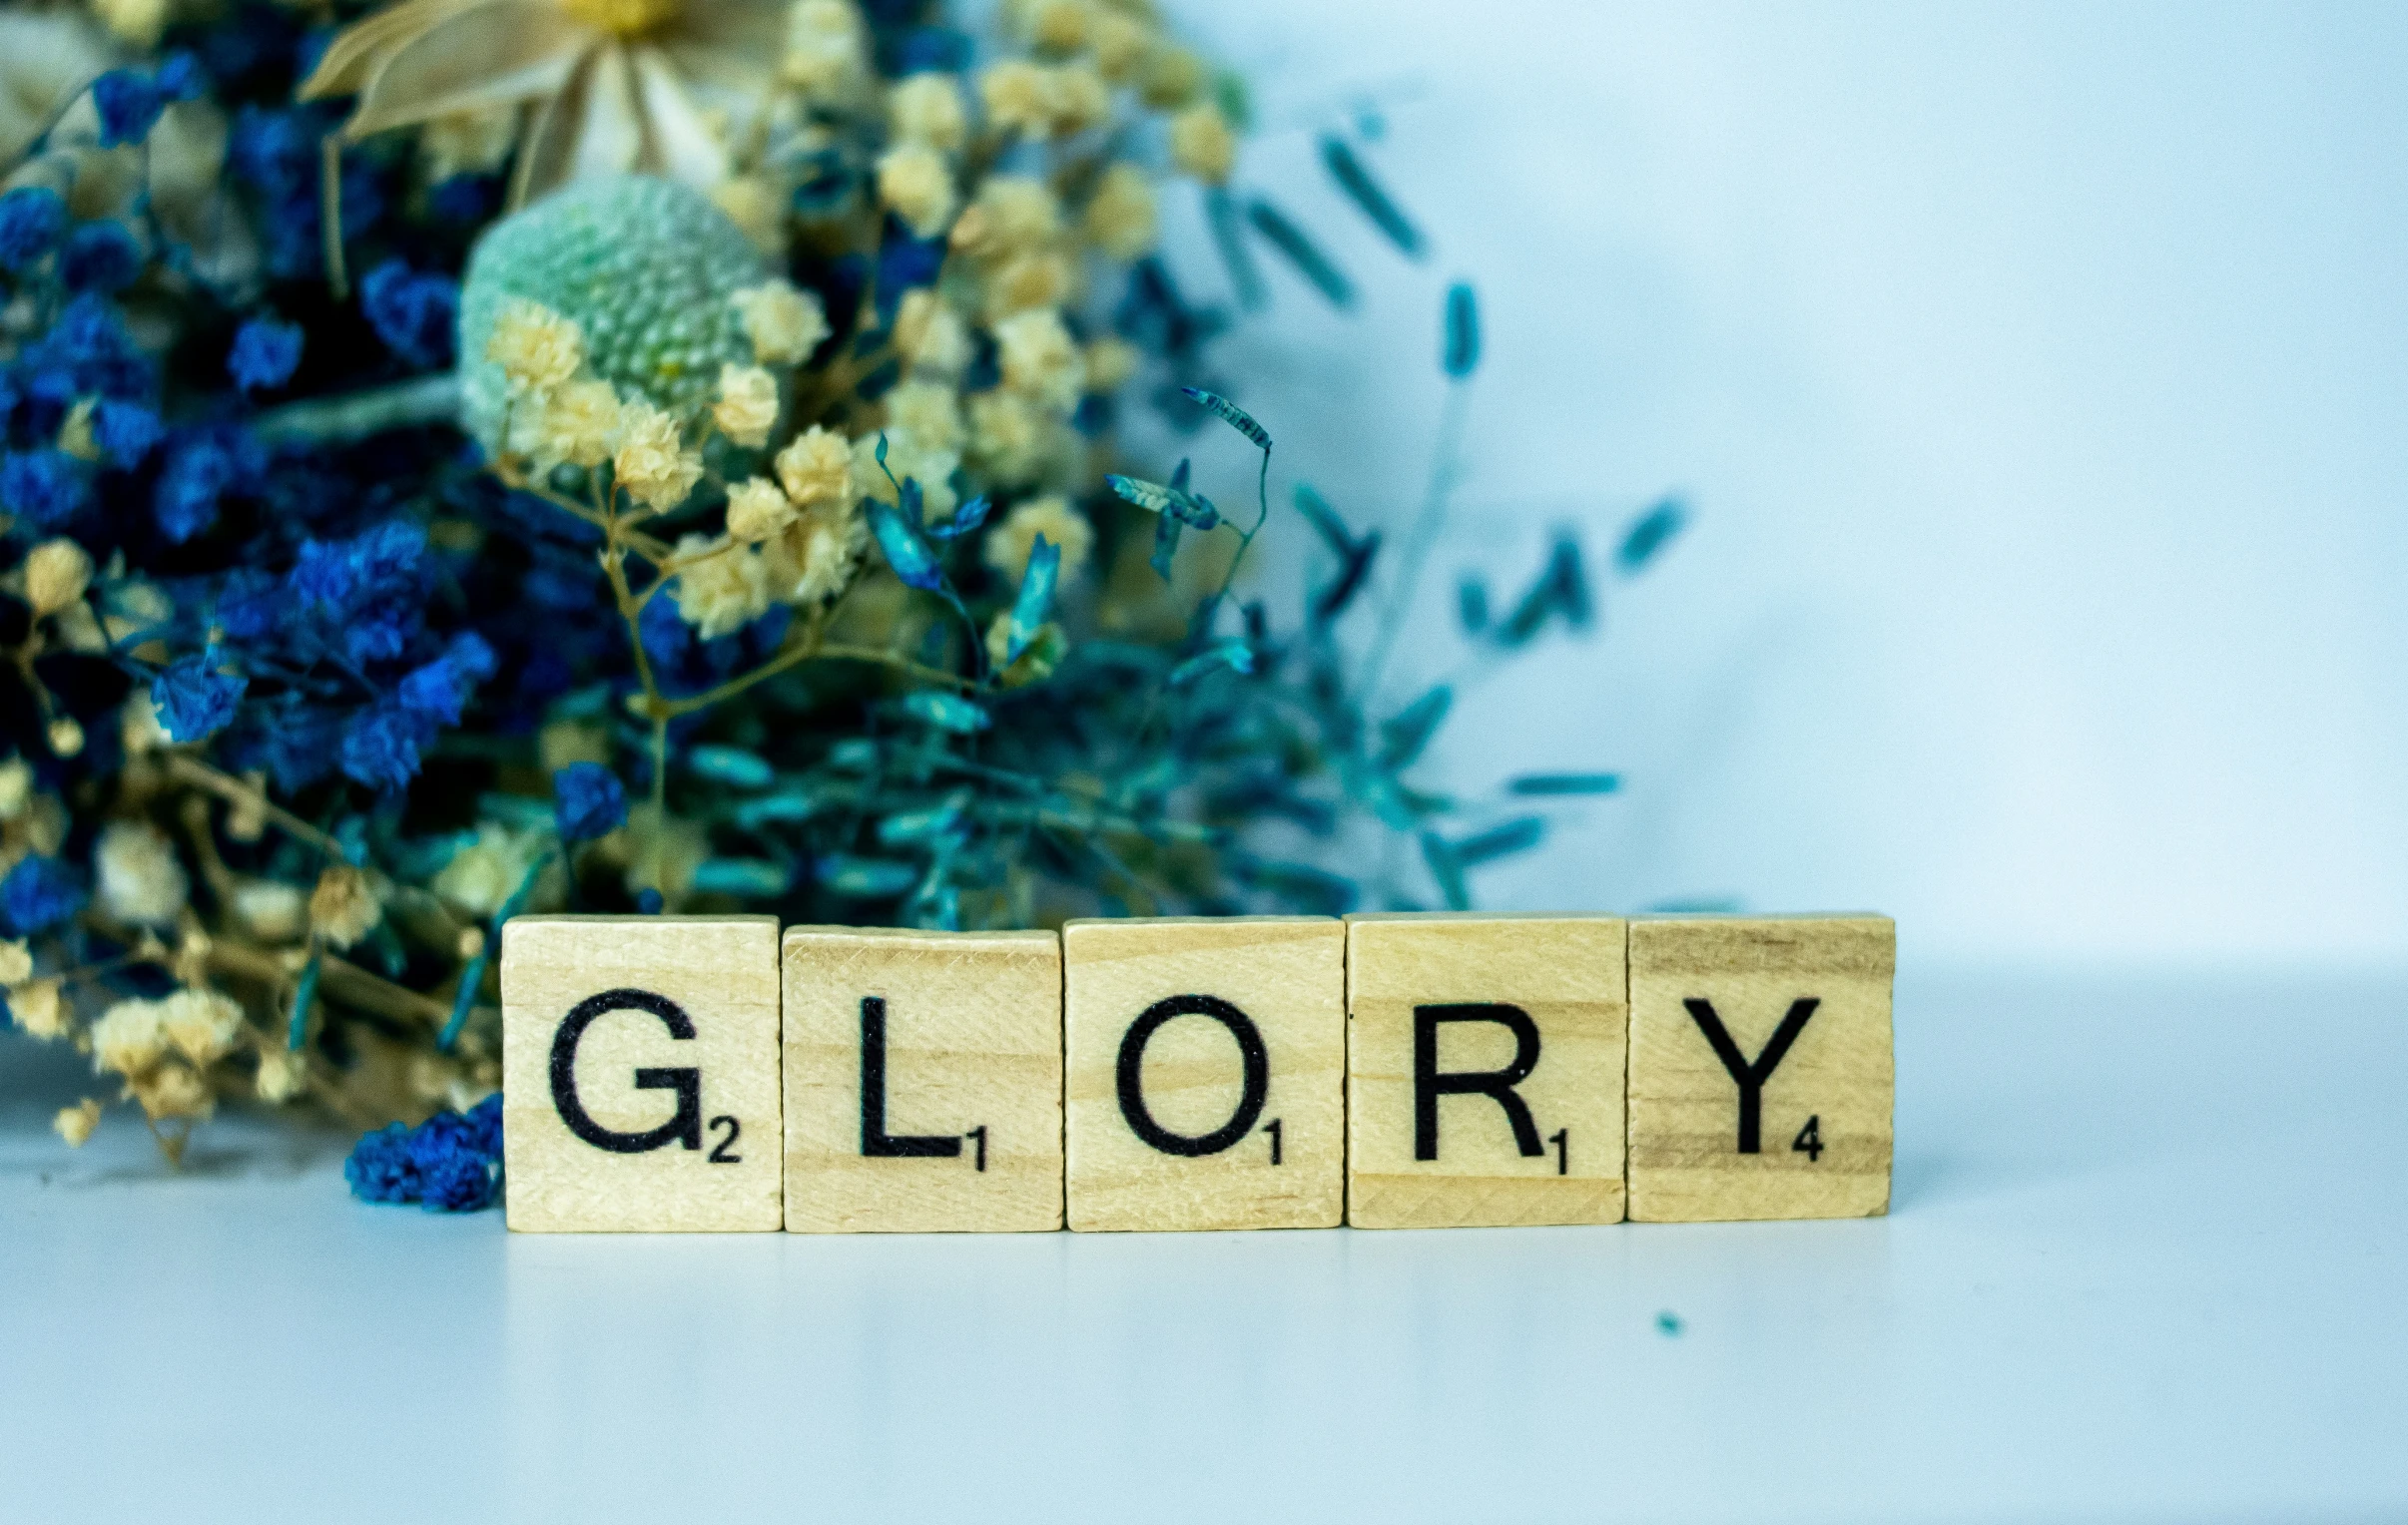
1626, 915, 1894, 1222
500, 915, 782, 1233
782, 927, 1062, 1233
1063, 917, 1344, 1232
1345, 913, 1627, 1229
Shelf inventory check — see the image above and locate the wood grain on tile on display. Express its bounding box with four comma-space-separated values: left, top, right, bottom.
782, 926, 1062, 1233
1346, 912, 1627, 1228
1063, 917, 1344, 1232
500, 915, 783, 1233
1626, 915, 1894, 1223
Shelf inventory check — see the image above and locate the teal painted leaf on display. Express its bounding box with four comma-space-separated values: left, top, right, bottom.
1169, 639, 1254, 687
816, 855, 918, 898
1007, 534, 1059, 663
1419, 830, 1469, 910
1444, 282, 1480, 378
1181, 387, 1271, 452
1507, 773, 1620, 796
1321, 135, 1425, 258
1246, 198, 1355, 307
691, 857, 791, 896
903, 691, 989, 733
1458, 575, 1490, 633
923, 494, 993, 540
1616, 496, 1687, 573
1149, 504, 1184, 580
1292, 482, 1350, 556
869, 500, 943, 591
1455, 815, 1544, 866
686, 744, 774, 789
1379, 685, 1453, 770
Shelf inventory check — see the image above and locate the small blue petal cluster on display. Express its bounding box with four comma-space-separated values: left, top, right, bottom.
92, 70, 167, 148
554, 762, 628, 842
228, 317, 303, 393
360, 259, 459, 370
1, 856, 88, 938
152, 655, 248, 742
344, 1095, 504, 1212
0, 187, 67, 269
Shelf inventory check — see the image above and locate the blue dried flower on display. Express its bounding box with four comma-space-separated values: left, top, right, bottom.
462, 1092, 502, 1156
396, 632, 496, 724
2, 855, 87, 937
0, 187, 66, 269
59, 223, 142, 293
0, 450, 87, 528
92, 400, 163, 467
152, 655, 247, 741
93, 71, 165, 148
228, 317, 303, 392
156, 52, 206, 102
154, 427, 262, 542
292, 521, 430, 664
359, 258, 458, 370
21, 294, 153, 401
554, 762, 627, 842
417, 1151, 497, 1211
339, 704, 430, 791
343, 1123, 418, 1203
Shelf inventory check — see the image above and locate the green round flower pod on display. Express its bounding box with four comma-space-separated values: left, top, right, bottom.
455, 176, 767, 452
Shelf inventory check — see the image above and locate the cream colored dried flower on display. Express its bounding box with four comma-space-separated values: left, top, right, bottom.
784, 0, 869, 100
54, 1097, 101, 1146
533, 379, 623, 468
121, 689, 170, 757
712, 174, 786, 253
732, 278, 830, 364
9, 977, 64, 1041
1085, 335, 1141, 394
979, 59, 1055, 137
713, 364, 781, 448
670, 533, 774, 638
994, 308, 1086, 412
47, 716, 84, 759
487, 299, 584, 395
23, 538, 91, 617
774, 425, 858, 508
57, 397, 100, 461
894, 289, 970, 377
952, 177, 1061, 260
433, 824, 543, 919
1140, 42, 1207, 108
308, 864, 381, 949
878, 143, 958, 240
966, 389, 1051, 485
1083, 162, 1157, 260
763, 504, 868, 605
1091, 9, 1149, 80
234, 879, 305, 941
984, 494, 1093, 579
90, 997, 169, 1078
612, 402, 705, 512
130, 1061, 214, 1123
0, 757, 32, 818
984, 252, 1073, 319
890, 73, 966, 152
160, 987, 245, 1068
95, 820, 189, 928
255, 1047, 309, 1105
1025, 0, 1092, 51
1048, 63, 1110, 135
725, 476, 798, 543
0, 938, 31, 987
884, 380, 965, 454
1169, 102, 1236, 183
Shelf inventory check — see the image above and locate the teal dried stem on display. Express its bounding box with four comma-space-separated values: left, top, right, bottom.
1359, 376, 1473, 706
437, 851, 553, 1053
285, 945, 322, 1051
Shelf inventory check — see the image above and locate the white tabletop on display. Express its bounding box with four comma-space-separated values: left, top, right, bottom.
4, 966, 2402, 1522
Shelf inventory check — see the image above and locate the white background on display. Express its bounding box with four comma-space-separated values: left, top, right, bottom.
1165, 0, 2408, 969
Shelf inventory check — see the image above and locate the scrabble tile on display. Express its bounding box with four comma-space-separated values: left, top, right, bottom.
1064, 917, 1344, 1232
1345, 913, 1627, 1229
781, 926, 1063, 1233
1626, 915, 1894, 1222
500, 915, 783, 1233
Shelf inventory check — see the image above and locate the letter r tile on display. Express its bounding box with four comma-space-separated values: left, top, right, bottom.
1064, 917, 1344, 1232
1345, 913, 1628, 1228
1626, 915, 1894, 1223
782, 926, 1063, 1233
500, 915, 783, 1233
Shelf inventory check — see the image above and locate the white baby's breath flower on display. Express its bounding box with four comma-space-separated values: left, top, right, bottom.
612, 402, 704, 512
255, 1047, 309, 1105
894, 289, 970, 378
725, 477, 798, 543
94, 820, 189, 928
884, 380, 964, 454
731, 280, 830, 365
308, 865, 381, 949
712, 364, 781, 448
993, 308, 1087, 413
764, 504, 868, 606
24, 538, 92, 616
1169, 102, 1236, 184
1083, 162, 1157, 260
433, 824, 543, 920
774, 426, 859, 509
1084, 335, 1141, 394
234, 880, 306, 942
984, 495, 1094, 579
54, 1097, 101, 1146
951, 177, 1061, 260
0, 939, 31, 986
159, 987, 246, 1068
9, 978, 64, 1041
670, 533, 775, 638
533, 379, 623, 468
878, 144, 958, 240
486, 299, 584, 395
90, 997, 169, 1078
0, 757, 33, 819
889, 73, 966, 151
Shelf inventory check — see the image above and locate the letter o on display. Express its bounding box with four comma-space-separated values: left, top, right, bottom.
1114, 994, 1270, 1157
